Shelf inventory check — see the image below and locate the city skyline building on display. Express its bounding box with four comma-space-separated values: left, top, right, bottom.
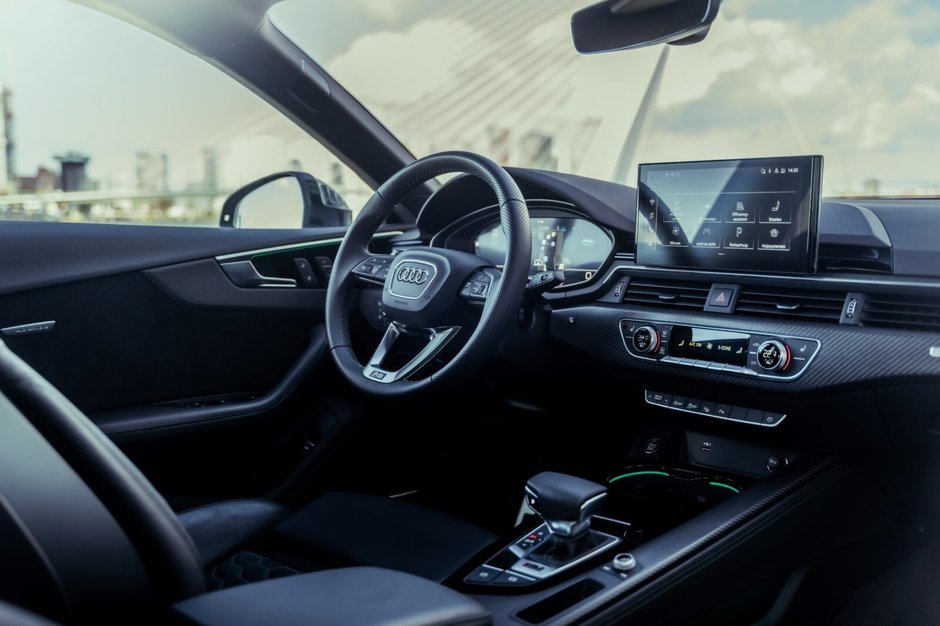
0, 83, 13, 192
202, 147, 218, 191
54, 151, 90, 192
135, 151, 169, 191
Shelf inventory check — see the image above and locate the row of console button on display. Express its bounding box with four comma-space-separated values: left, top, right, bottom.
645, 389, 786, 427
659, 355, 757, 376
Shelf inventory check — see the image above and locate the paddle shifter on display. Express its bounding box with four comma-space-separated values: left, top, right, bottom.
525, 471, 607, 539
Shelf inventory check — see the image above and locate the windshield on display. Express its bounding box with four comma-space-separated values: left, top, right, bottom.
271, 0, 940, 198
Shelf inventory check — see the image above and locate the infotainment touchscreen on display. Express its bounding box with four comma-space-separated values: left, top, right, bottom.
636, 156, 823, 274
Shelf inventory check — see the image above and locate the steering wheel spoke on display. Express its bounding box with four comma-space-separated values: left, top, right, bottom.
362, 322, 460, 383
326, 151, 530, 395
459, 268, 501, 304
351, 254, 395, 285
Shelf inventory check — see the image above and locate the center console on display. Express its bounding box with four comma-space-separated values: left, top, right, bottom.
619, 319, 821, 382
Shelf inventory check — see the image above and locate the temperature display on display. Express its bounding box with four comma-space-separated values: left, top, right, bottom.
669, 326, 750, 365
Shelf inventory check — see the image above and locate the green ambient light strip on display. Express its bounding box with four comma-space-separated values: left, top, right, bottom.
607, 472, 741, 494
708, 481, 740, 493
608, 471, 670, 483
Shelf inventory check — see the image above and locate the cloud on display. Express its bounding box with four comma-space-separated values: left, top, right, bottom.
330, 18, 489, 107
648, 0, 940, 192
356, 0, 417, 22
319, 0, 939, 193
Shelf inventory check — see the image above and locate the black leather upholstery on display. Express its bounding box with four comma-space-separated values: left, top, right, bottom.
326, 151, 531, 395
179, 498, 292, 567
525, 471, 607, 521
173, 567, 491, 626
275, 491, 497, 582
0, 599, 60, 626
0, 340, 206, 603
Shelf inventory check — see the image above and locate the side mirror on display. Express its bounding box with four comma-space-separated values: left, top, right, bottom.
571, 0, 721, 54
220, 172, 353, 229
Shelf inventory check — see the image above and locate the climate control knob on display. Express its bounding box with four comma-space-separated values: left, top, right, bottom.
632, 326, 660, 354
757, 340, 791, 372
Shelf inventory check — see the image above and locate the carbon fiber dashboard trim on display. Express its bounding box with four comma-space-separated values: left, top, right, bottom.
550, 304, 940, 393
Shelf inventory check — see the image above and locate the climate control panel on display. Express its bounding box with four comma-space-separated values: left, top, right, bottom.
619, 319, 820, 381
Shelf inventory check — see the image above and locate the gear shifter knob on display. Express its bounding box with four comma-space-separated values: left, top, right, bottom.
525, 471, 606, 539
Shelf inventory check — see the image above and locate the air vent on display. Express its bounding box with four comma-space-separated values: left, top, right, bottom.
621, 278, 709, 311
818, 243, 892, 274
734, 287, 845, 323
861, 294, 940, 332
614, 251, 636, 262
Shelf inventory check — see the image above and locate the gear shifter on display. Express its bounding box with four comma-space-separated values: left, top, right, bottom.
524, 471, 607, 539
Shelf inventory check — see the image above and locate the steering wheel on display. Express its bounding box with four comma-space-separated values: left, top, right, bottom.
326, 152, 531, 396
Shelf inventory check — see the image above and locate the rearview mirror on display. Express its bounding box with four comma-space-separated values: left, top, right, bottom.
571, 0, 721, 54
220, 172, 352, 229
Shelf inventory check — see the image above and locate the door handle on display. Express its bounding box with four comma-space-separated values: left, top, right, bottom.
219, 260, 297, 288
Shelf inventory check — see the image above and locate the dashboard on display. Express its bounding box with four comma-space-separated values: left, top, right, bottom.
403, 162, 940, 444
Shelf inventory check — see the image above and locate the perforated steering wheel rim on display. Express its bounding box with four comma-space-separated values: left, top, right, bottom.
325, 151, 531, 396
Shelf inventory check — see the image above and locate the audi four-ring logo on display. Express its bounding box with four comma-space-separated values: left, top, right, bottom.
396, 265, 431, 284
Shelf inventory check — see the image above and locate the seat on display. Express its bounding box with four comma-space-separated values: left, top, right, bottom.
179, 492, 497, 584
0, 338, 497, 615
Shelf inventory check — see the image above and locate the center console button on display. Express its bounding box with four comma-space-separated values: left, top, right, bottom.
715, 404, 732, 418
632, 326, 660, 354
757, 340, 791, 372
762, 412, 786, 426
730, 406, 749, 422
492, 571, 536, 586
670, 396, 687, 409
700, 401, 715, 415
745, 408, 766, 424
685, 398, 702, 412
465, 565, 502, 585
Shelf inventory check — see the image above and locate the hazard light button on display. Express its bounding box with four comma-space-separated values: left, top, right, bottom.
705, 284, 740, 312
708, 288, 734, 307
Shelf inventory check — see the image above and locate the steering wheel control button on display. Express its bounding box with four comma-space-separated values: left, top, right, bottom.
465, 565, 503, 585
461, 271, 493, 302
612, 553, 637, 572
757, 339, 790, 372
353, 257, 393, 281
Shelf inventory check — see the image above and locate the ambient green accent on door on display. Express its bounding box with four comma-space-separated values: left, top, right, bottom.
708, 481, 740, 494
608, 470, 670, 483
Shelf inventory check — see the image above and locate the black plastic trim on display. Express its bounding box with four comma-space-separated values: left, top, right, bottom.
92, 326, 328, 437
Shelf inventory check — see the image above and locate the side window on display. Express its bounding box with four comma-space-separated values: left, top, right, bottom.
0, 0, 371, 226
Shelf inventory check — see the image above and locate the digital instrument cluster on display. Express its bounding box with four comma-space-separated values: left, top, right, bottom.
473, 216, 612, 286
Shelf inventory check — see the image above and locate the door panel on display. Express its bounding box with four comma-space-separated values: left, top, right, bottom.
0, 221, 350, 296
0, 223, 400, 502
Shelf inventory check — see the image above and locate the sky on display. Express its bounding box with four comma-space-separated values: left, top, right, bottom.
1, 0, 939, 197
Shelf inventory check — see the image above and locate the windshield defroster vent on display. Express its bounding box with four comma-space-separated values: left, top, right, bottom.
621, 278, 710, 311
861, 294, 940, 332
734, 287, 845, 323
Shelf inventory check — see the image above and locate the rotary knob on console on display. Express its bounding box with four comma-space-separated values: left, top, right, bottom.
632, 326, 660, 354
757, 340, 791, 372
